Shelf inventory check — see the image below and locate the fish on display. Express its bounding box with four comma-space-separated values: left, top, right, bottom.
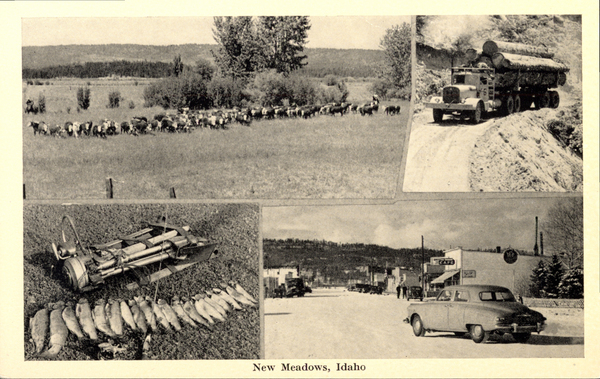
62, 302, 84, 339
222, 283, 256, 307
206, 290, 232, 313
106, 299, 123, 336
135, 296, 157, 332
229, 281, 258, 304
157, 299, 182, 331
39, 302, 68, 359
128, 299, 147, 334
92, 299, 117, 338
213, 288, 242, 310
76, 298, 98, 340
147, 296, 171, 331
170, 296, 197, 328
120, 300, 137, 331
141, 334, 152, 360
185, 296, 215, 325
202, 293, 227, 316
30, 307, 49, 354
181, 296, 212, 329
193, 294, 226, 322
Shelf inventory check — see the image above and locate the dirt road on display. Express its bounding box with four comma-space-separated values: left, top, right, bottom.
402, 112, 491, 192
264, 288, 583, 359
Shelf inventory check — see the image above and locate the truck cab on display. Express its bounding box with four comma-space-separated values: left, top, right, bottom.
425, 67, 499, 124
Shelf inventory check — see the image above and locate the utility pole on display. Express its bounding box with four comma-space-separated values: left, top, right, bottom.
421, 236, 425, 291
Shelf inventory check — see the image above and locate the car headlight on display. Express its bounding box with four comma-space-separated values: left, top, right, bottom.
495, 316, 507, 323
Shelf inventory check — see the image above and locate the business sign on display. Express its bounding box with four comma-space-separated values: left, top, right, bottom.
430, 257, 456, 266
503, 248, 518, 264
462, 270, 476, 278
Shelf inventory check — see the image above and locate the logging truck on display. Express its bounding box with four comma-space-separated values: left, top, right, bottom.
425, 40, 570, 124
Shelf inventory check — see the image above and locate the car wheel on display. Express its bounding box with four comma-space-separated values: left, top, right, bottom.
433, 109, 443, 123
470, 325, 489, 343
412, 315, 426, 337
512, 332, 532, 343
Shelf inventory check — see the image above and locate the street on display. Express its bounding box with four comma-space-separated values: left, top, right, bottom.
264, 288, 584, 359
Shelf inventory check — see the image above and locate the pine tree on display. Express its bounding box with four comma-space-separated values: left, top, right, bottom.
529, 260, 547, 298
558, 268, 583, 299
378, 23, 412, 93
173, 55, 184, 77
543, 254, 564, 298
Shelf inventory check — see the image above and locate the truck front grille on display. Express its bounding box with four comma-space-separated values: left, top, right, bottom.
443, 87, 460, 104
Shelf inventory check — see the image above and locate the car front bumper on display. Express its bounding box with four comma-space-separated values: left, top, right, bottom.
494, 322, 546, 334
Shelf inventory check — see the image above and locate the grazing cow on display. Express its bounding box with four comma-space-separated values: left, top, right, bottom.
235, 113, 252, 126
64, 122, 78, 138
371, 101, 379, 113
349, 104, 359, 114
27, 121, 46, 136
48, 124, 65, 137
329, 106, 345, 116
262, 107, 275, 120
359, 105, 374, 116
384, 105, 401, 115
161, 118, 176, 133
25, 99, 38, 114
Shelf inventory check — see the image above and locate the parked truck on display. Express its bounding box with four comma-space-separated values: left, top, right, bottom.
425, 40, 570, 124
283, 277, 312, 298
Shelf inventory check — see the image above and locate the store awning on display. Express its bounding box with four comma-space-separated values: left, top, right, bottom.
431, 269, 460, 284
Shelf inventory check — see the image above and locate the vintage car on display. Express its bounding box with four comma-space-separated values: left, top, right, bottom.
403, 285, 546, 343
406, 286, 424, 301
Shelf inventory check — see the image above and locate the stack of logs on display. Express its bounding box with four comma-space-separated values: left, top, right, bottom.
464, 40, 569, 89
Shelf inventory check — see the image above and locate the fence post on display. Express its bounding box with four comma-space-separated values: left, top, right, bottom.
23, 184, 26, 200
169, 187, 176, 199
106, 178, 113, 199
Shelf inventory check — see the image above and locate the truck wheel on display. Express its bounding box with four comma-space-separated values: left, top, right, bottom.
521, 96, 533, 111
433, 109, 443, 123
471, 102, 483, 124
505, 96, 515, 115
470, 324, 489, 343
513, 94, 522, 112
549, 91, 560, 108
535, 92, 550, 109
412, 315, 426, 337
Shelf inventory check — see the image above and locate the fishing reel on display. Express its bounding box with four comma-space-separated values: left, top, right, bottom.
50, 215, 218, 292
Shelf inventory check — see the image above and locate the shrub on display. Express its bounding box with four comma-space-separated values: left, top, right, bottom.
208, 76, 248, 108
143, 73, 210, 110
77, 87, 91, 110
108, 91, 121, 108
128, 100, 135, 109
45, 81, 50, 86
37, 93, 46, 114
324, 74, 339, 86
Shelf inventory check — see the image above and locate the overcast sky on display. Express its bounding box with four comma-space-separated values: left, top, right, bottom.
263, 197, 571, 252
21, 16, 410, 50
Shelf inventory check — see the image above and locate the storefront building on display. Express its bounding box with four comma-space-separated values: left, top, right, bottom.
427, 247, 553, 295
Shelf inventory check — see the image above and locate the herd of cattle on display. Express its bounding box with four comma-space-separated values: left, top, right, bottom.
26, 100, 401, 138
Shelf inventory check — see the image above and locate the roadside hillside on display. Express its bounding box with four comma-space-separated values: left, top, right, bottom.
469, 93, 582, 192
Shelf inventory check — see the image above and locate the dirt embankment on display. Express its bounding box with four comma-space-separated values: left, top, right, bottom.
404, 92, 582, 192
469, 107, 582, 192
23, 203, 260, 360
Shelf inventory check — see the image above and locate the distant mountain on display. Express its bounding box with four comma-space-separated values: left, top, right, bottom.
22, 44, 384, 78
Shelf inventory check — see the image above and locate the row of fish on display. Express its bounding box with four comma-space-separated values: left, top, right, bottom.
29, 281, 257, 359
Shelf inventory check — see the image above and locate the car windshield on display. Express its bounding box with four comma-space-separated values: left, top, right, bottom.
479, 290, 516, 302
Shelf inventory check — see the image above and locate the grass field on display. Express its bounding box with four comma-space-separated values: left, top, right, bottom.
23, 79, 408, 200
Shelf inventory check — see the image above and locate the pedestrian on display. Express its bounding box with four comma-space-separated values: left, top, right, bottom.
401, 284, 407, 299
396, 284, 401, 299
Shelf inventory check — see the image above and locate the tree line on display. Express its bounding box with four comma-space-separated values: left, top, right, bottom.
22, 60, 173, 79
